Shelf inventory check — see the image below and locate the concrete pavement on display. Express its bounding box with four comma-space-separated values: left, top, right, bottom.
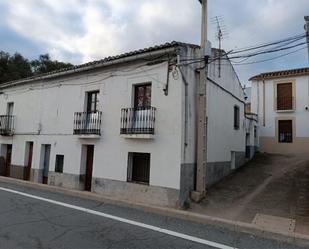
0, 181, 306, 249
192, 153, 309, 237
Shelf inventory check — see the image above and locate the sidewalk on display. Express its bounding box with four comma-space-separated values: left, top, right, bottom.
191, 153, 309, 236
1, 154, 309, 248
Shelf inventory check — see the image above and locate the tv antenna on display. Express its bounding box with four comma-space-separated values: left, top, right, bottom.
211, 16, 229, 77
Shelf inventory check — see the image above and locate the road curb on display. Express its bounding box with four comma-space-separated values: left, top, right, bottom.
1, 176, 309, 248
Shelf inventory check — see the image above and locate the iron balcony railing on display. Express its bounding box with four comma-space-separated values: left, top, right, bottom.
120, 106, 156, 135
0, 115, 15, 135
276, 96, 294, 111
73, 111, 102, 135
279, 132, 293, 143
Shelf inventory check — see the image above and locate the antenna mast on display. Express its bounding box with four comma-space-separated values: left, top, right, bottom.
211, 16, 228, 78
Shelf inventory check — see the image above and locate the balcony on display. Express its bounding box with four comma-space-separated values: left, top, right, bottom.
0, 115, 15, 136
73, 111, 102, 138
276, 96, 295, 112
120, 106, 156, 139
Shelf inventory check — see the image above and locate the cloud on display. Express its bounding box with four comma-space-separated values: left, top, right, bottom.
0, 0, 308, 83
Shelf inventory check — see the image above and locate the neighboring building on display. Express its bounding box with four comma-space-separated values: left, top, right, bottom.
244, 86, 252, 113
245, 112, 258, 159
0, 42, 246, 207
243, 86, 258, 159
250, 67, 309, 154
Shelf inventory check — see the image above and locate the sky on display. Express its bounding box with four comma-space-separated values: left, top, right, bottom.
0, 0, 308, 84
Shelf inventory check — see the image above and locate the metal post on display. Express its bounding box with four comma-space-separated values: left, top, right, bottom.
194, 0, 208, 201
305, 16, 309, 62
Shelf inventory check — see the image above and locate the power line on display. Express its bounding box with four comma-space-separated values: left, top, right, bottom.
179, 33, 307, 65
230, 33, 306, 54
232, 46, 307, 66
228, 41, 307, 59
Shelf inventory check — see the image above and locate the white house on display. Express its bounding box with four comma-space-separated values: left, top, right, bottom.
0, 42, 246, 207
250, 67, 309, 154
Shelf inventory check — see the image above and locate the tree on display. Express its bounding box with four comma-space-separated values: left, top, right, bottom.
31, 54, 73, 75
0, 51, 74, 84
0, 52, 32, 84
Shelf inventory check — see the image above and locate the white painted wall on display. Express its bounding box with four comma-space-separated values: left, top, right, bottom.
0, 61, 184, 190
206, 53, 246, 162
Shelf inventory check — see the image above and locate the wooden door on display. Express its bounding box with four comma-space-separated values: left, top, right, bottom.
85, 145, 94, 191
42, 145, 51, 184
25, 142, 33, 181
5, 145, 12, 177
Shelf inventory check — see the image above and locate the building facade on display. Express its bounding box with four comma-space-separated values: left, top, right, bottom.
0, 42, 246, 207
250, 67, 309, 154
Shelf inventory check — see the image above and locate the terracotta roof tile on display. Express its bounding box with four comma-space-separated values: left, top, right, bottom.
249, 67, 309, 81
1, 41, 199, 87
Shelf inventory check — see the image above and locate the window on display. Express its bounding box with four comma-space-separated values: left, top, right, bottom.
278, 120, 293, 143
127, 153, 150, 184
277, 83, 293, 110
55, 155, 64, 173
134, 84, 151, 108
87, 91, 99, 113
234, 106, 240, 130
254, 126, 257, 138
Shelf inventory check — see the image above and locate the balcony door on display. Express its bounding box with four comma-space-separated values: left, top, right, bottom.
133, 84, 151, 132
85, 91, 100, 133
4, 103, 14, 132
7, 103, 14, 116
87, 91, 99, 113
134, 84, 151, 108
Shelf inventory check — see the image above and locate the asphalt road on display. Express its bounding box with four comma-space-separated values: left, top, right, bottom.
0, 181, 305, 249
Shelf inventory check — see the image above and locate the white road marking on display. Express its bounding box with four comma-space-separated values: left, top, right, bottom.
0, 187, 237, 249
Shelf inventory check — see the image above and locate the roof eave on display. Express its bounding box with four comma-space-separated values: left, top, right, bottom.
0, 43, 192, 89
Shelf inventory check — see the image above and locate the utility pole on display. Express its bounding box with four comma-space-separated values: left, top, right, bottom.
305, 16, 309, 62
193, 0, 208, 201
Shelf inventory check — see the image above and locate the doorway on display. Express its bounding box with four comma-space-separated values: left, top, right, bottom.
41, 145, 51, 184
24, 142, 33, 181
85, 145, 94, 191
5, 144, 12, 177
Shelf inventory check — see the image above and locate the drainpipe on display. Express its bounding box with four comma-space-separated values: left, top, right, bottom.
178, 64, 189, 159
163, 59, 170, 96
263, 80, 266, 127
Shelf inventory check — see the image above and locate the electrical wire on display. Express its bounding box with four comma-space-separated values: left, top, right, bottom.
229, 34, 306, 54
232, 46, 307, 66
179, 33, 307, 65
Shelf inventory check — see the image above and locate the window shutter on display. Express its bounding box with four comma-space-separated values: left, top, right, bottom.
277, 83, 293, 110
